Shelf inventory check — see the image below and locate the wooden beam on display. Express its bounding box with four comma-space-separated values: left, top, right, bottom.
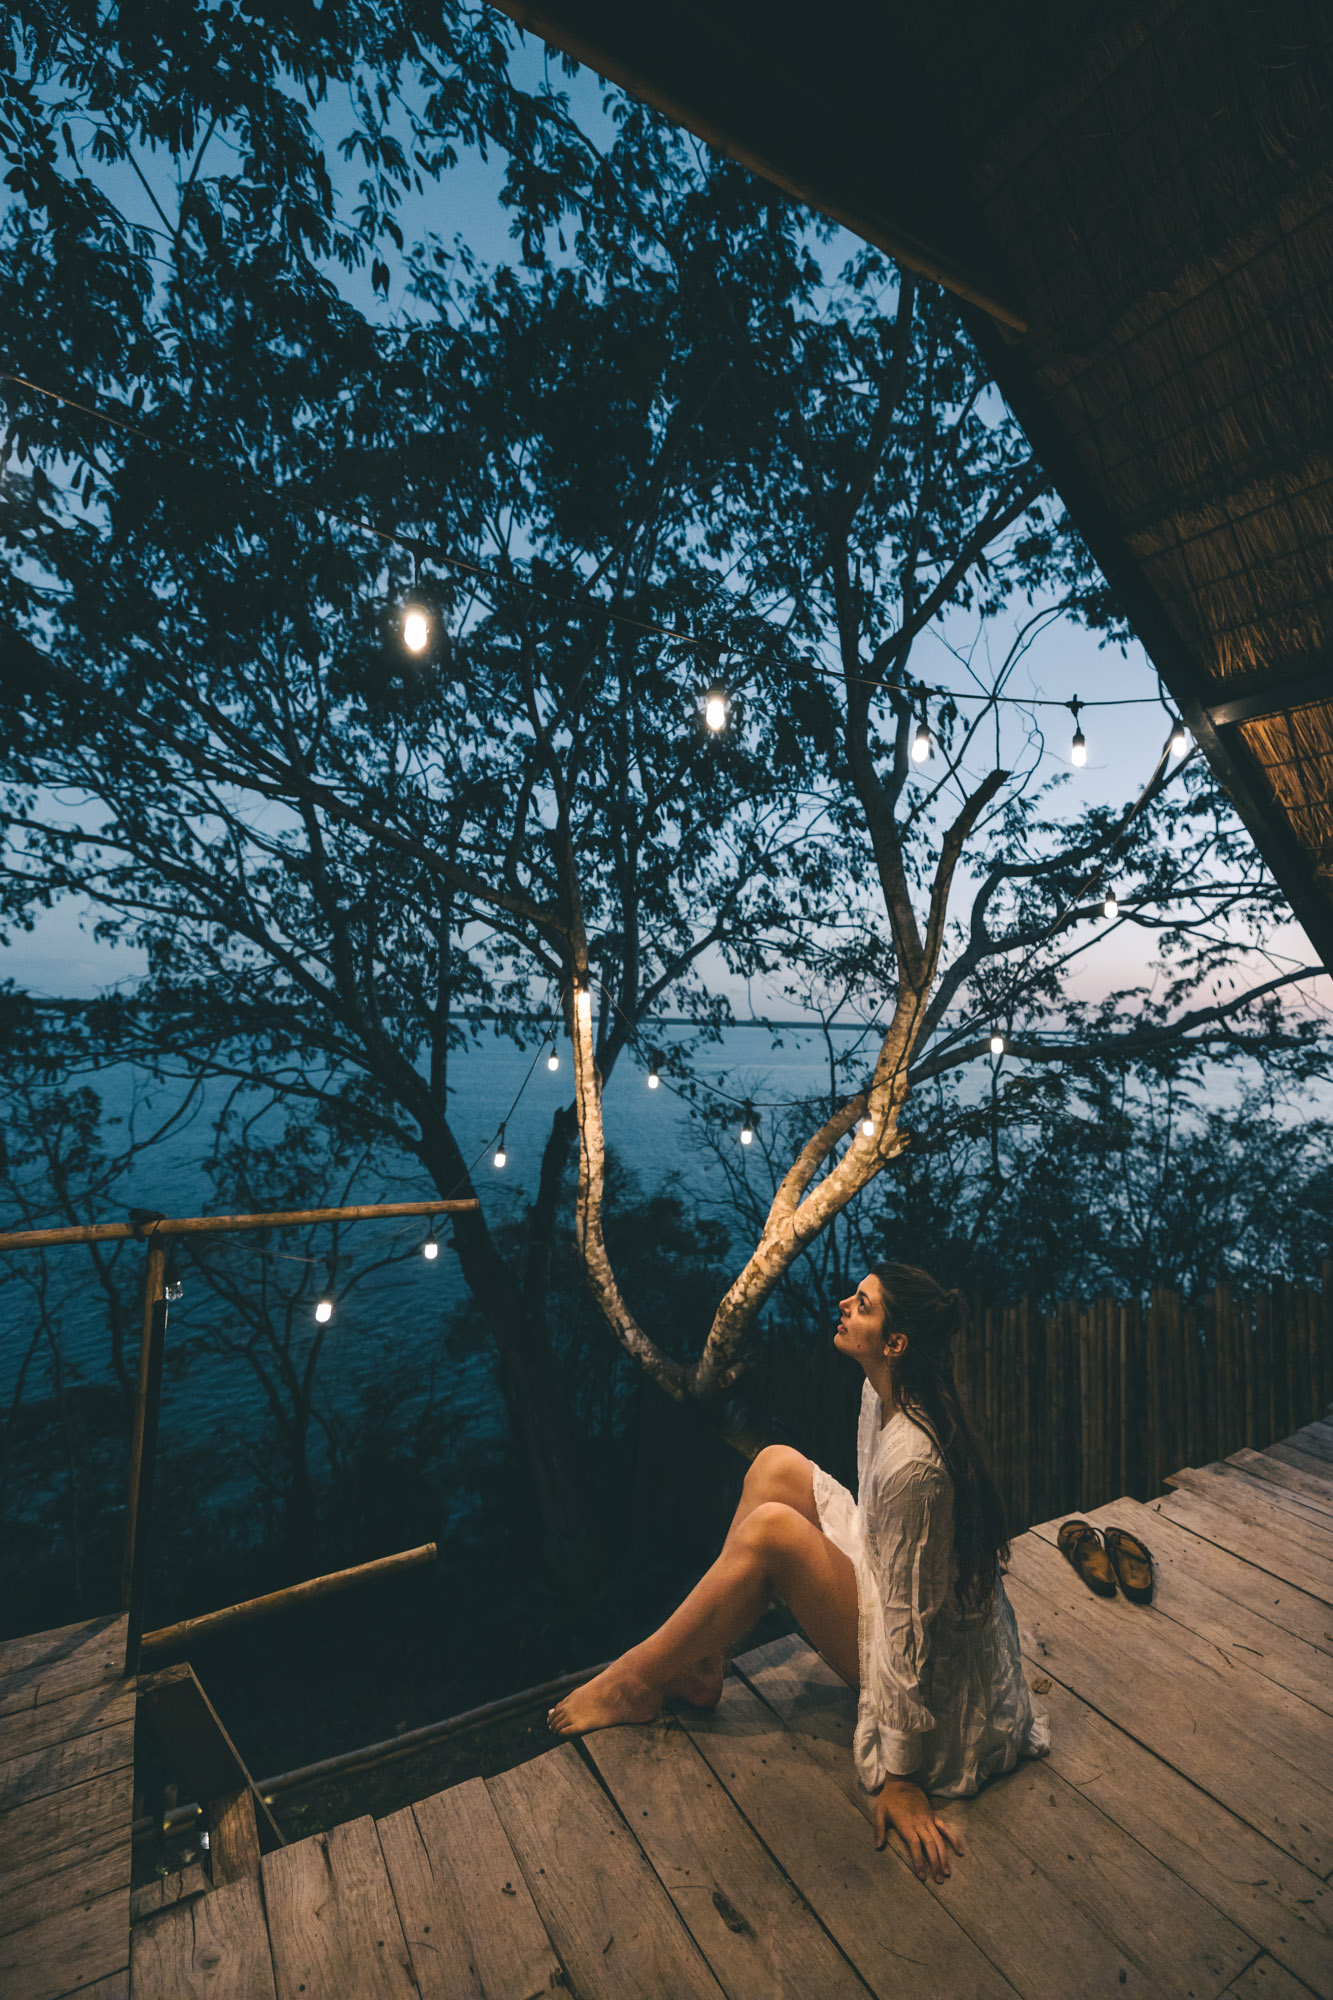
0, 1198, 479, 1253
137, 1663, 284, 1855
1206, 667, 1333, 728
140, 1542, 438, 1656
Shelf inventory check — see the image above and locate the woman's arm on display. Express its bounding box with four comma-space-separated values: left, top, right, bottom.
857, 1456, 954, 1777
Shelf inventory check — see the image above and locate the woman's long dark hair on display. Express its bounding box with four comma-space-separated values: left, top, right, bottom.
871, 1262, 1009, 1615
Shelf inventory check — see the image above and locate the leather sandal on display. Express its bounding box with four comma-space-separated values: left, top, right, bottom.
1102, 1525, 1154, 1603
1057, 1520, 1117, 1596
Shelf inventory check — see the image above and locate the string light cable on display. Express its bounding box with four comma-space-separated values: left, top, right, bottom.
2, 366, 1194, 730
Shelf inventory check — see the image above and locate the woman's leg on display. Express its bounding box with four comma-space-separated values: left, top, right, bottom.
658, 1444, 821, 1705
548, 1499, 859, 1736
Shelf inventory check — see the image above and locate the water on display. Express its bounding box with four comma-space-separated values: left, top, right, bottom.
0, 1022, 885, 1450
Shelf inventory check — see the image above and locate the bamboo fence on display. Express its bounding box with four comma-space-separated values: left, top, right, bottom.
756, 1264, 1333, 1538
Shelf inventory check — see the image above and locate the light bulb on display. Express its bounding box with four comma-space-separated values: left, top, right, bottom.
422, 1238, 439, 1261
704, 689, 727, 732
315, 1296, 333, 1324
1103, 890, 1118, 919
1071, 727, 1087, 767
740, 1125, 754, 1146
402, 607, 431, 655
860, 1114, 875, 1138
494, 1144, 507, 1168
1169, 718, 1189, 755
990, 1031, 1005, 1055
911, 720, 932, 763
647, 1070, 660, 1089
546, 1047, 560, 1071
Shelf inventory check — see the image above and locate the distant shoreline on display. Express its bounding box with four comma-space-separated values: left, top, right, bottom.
20, 997, 876, 1033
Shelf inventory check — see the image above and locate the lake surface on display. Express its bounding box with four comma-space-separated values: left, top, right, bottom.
0, 1022, 889, 1457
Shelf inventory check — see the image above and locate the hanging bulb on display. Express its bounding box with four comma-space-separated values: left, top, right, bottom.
911, 717, 932, 763
1103, 889, 1119, 919
494, 1124, 508, 1169
422, 1226, 439, 1262
704, 687, 728, 732
1068, 697, 1087, 766
860, 1113, 875, 1138
1168, 716, 1189, 756
740, 1102, 756, 1147
647, 1053, 663, 1090
314, 1293, 334, 1324
990, 1031, 1005, 1056
546, 1044, 560, 1072
402, 606, 431, 655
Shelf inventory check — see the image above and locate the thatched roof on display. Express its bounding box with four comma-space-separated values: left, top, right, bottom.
495, 0, 1333, 970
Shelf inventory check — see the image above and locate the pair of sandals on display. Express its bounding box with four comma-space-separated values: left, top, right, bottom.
1058, 1520, 1154, 1602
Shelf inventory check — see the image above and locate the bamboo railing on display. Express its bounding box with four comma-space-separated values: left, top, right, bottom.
756, 1265, 1332, 1538
952, 1264, 1333, 1532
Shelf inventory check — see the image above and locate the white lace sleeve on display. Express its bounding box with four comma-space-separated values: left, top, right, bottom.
857, 1454, 954, 1780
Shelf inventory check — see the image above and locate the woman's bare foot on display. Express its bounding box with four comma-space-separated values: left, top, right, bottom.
662, 1653, 726, 1708
547, 1662, 660, 1737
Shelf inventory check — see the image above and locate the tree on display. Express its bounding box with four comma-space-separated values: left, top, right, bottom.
2, 13, 1326, 1591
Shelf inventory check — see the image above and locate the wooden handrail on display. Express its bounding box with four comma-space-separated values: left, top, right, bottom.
0, 1198, 479, 1252
139, 1542, 439, 1656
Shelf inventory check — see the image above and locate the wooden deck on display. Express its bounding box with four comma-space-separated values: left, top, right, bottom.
6, 1421, 1333, 1999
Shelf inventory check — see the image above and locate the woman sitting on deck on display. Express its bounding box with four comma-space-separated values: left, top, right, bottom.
548, 1262, 1050, 1885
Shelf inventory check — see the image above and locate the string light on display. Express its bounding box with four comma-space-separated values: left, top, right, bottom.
493, 1124, 508, 1169
546, 1042, 560, 1071
1103, 889, 1119, 919
989, 1031, 1005, 1055
860, 1111, 875, 1137
422, 1224, 439, 1262
911, 715, 933, 763
1168, 716, 1189, 755
704, 687, 728, 732
647, 1050, 664, 1089
1069, 698, 1087, 767
314, 1290, 334, 1324
740, 1101, 757, 1147
402, 606, 431, 655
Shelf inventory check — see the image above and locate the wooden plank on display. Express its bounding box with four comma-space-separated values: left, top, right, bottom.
0, 1832, 129, 1942
130, 1873, 276, 2000
1224, 1952, 1322, 2000
262, 1817, 417, 2000
1074, 1495, 1333, 1656
487, 1744, 724, 2000
1005, 1538, 1333, 1873
1282, 1423, 1333, 1464
1229, 1447, 1333, 1513
73, 1975, 129, 2000
1006, 1649, 1333, 1995
208, 1787, 260, 1886
1155, 1487, 1333, 1605
0, 1717, 134, 1813
1169, 1463, 1333, 1537
584, 1715, 872, 2000
130, 1862, 210, 1923
1264, 1440, 1333, 1484
0, 1885, 127, 2000
0, 1618, 127, 1718
0, 1766, 132, 1875
0, 1677, 136, 1770
1030, 1501, 1333, 1717
679, 1673, 1025, 1999
138, 1667, 283, 1853
376, 1778, 562, 2000
734, 1634, 1252, 2000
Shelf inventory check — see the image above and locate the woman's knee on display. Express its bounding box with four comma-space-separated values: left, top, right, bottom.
735, 1499, 808, 1563
744, 1444, 812, 1505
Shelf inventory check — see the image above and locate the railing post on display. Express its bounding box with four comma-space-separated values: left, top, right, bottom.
123, 1235, 169, 1678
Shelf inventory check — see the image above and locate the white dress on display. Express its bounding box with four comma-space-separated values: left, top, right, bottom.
811, 1377, 1050, 1798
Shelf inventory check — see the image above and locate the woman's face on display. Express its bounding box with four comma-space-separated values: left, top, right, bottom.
835, 1273, 898, 1363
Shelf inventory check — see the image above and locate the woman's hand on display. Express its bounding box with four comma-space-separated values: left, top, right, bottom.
873, 1775, 963, 1883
